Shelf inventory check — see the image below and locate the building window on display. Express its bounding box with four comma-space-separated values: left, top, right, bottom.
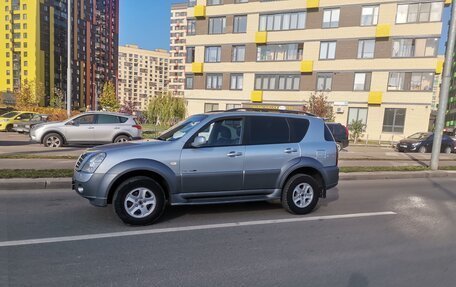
361, 6, 379, 26
357, 39, 375, 59
323, 8, 340, 28
353, 72, 371, 91
186, 47, 195, 63
22, 4, 26, 9
396, 2, 443, 24
383, 108, 406, 133
185, 75, 194, 89
230, 74, 243, 90
257, 43, 303, 61
209, 17, 226, 34
319, 41, 336, 60
204, 103, 219, 112
233, 15, 247, 33
207, 0, 223, 5
259, 12, 306, 31
410, 72, 434, 91
22, 14, 27, 20
188, 0, 196, 7
206, 74, 223, 90
388, 72, 406, 91
254, 74, 300, 91
347, 108, 368, 129
232, 45, 245, 62
226, 103, 242, 109
317, 73, 333, 91
187, 20, 196, 35
205, 46, 221, 63
392, 38, 438, 58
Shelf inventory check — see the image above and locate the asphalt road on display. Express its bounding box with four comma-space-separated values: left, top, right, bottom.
1, 178, 456, 286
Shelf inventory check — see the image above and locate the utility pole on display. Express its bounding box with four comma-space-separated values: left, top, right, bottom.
66, 0, 72, 118
431, 1, 456, 170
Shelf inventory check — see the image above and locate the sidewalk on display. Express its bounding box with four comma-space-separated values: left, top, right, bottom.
1, 170, 455, 190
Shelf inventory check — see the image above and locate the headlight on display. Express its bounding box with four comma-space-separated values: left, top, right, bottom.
412, 142, 420, 146
81, 153, 106, 173
25, 125, 30, 128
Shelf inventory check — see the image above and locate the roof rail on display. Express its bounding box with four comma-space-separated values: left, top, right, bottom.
225, 108, 316, 117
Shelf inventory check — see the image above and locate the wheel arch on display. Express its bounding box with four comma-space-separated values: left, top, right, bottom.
42, 130, 67, 144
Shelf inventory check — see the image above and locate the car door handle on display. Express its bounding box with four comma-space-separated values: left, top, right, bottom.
227, 151, 243, 157
284, 148, 298, 154
88, 126, 95, 129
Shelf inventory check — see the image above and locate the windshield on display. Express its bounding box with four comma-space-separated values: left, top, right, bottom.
31, 115, 43, 121
157, 115, 208, 141
407, 132, 431, 140
1, 111, 19, 118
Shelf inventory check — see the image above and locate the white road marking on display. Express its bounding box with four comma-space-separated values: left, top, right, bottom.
0, 211, 396, 248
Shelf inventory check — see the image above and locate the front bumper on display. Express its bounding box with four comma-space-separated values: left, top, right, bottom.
72, 171, 118, 207
396, 144, 419, 152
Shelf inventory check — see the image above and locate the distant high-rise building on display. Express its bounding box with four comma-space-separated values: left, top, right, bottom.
170, 3, 187, 97
0, 0, 118, 109
118, 45, 170, 111
445, 36, 456, 134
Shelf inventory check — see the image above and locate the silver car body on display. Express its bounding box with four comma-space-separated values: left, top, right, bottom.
73, 111, 339, 207
30, 112, 141, 145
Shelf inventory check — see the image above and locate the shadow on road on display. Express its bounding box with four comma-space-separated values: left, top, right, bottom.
0, 140, 33, 146
347, 273, 369, 287
404, 153, 429, 167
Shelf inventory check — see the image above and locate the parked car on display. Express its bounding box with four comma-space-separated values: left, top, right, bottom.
73, 109, 340, 225
30, 112, 142, 147
0, 111, 36, 132
396, 132, 454, 154
13, 114, 49, 134
326, 122, 349, 151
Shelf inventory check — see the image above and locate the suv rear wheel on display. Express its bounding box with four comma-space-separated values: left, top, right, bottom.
114, 135, 130, 143
113, 176, 166, 225
282, 174, 319, 215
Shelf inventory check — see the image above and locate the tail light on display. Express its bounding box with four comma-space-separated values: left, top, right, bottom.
345, 126, 349, 138
132, 125, 142, 130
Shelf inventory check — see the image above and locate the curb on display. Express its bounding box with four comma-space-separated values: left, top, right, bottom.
1, 170, 455, 190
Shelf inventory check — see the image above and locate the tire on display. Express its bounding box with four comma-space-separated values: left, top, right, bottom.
418, 146, 427, 153
113, 176, 166, 225
336, 142, 342, 151
6, 124, 13, 132
444, 146, 452, 154
114, 135, 130, 143
43, 133, 63, 148
282, 174, 320, 215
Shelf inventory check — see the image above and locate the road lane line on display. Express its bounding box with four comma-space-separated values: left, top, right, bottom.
0, 211, 396, 247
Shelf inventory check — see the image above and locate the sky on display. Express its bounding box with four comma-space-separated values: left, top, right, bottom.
120, 0, 451, 55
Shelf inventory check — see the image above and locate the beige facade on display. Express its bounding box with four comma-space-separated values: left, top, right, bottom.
184, 0, 448, 141
118, 45, 169, 111
170, 3, 188, 97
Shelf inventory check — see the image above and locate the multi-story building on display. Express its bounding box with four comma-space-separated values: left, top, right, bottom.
445, 40, 456, 134
0, 0, 118, 109
118, 45, 170, 111
184, 0, 450, 140
170, 3, 188, 97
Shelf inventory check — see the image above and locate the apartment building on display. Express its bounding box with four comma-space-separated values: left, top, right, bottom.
184, 0, 450, 140
170, 3, 188, 97
445, 40, 456, 133
0, 0, 118, 109
118, 45, 169, 111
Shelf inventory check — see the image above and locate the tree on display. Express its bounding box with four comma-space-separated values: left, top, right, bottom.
349, 119, 365, 144
303, 92, 335, 121
146, 93, 186, 126
49, 87, 65, 109
14, 80, 43, 108
99, 82, 119, 112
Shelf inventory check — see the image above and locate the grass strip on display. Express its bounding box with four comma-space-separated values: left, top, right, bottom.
1, 166, 456, 179
0, 154, 78, 160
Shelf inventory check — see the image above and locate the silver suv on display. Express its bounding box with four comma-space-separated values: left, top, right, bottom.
73, 110, 339, 225
30, 112, 142, 147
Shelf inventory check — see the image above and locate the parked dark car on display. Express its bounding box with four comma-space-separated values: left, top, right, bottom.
13, 114, 49, 134
326, 123, 349, 151
396, 132, 454, 154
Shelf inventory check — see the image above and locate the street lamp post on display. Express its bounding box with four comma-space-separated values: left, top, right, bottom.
66, 0, 72, 118
430, 2, 456, 170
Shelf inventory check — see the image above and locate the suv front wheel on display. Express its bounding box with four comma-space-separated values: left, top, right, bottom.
282, 174, 320, 215
113, 176, 166, 225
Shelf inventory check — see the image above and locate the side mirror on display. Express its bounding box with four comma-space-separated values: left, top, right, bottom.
191, 136, 206, 148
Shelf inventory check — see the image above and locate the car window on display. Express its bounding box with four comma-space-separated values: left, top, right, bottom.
195, 118, 243, 147
74, 115, 96, 125
324, 124, 335, 141
97, 114, 120, 124
119, 116, 129, 123
1, 112, 19, 118
288, 118, 310, 143
158, 115, 208, 141
248, 116, 290, 145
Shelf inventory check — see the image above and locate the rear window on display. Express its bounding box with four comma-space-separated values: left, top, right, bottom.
248, 116, 290, 145
288, 118, 310, 143
324, 124, 335, 141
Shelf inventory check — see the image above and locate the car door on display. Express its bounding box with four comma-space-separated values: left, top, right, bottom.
243, 116, 304, 190
180, 117, 245, 193
63, 114, 96, 142
93, 114, 121, 143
